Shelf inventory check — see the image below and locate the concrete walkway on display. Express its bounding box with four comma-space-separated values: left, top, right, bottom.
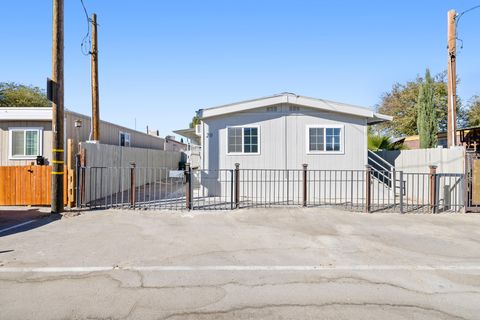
1, 208, 479, 319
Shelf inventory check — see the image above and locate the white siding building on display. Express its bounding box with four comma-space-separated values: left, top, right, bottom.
198, 93, 391, 170
0, 107, 165, 166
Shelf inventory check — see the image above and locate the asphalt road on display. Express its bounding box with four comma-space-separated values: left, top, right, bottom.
1, 208, 479, 319
0, 207, 53, 236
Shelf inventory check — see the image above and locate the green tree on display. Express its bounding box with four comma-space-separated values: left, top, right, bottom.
368, 130, 405, 151
416, 69, 437, 148
0, 82, 50, 107
466, 95, 480, 127
376, 71, 464, 137
189, 115, 201, 128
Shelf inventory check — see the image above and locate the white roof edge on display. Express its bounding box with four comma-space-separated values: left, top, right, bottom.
367, 112, 393, 124
0, 107, 52, 120
0, 107, 168, 139
373, 113, 393, 121
198, 93, 389, 120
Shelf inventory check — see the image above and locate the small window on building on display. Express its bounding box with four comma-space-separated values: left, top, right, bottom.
9, 128, 42, 159
266, 106, 278, 112
307, 126, 343, 153
227, 126, 259, 154
119, 132, 131, 147
289, 105, 300, 112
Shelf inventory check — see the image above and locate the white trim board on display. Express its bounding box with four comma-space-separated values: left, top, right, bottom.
198, 93, 393, 123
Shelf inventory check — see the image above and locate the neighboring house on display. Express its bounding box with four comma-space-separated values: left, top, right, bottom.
164, 135, 187, 152
173, 127, 201, 146
173, 127, 202, 168
197, 93, 391, 170
0, 107, 165, 166
403, 126, 480, 151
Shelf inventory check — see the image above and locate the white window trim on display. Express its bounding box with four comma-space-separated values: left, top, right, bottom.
226, 125, 261, 155
306, 124, 345, 155
119, 131, 131, 147
8, 127, 43, 160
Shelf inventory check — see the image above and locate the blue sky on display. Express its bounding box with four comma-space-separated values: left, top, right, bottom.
1, 1, 479, 137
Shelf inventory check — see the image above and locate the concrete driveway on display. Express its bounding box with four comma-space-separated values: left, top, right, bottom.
1, 208, 480, 319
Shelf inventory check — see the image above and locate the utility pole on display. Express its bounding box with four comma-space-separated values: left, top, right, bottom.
91, 13, 100, 142
447, 9, 457, 147
51, 0, 64, 213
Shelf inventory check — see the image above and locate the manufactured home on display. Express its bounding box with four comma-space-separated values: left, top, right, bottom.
0, 107, 165, 166
197, 93, 392, 170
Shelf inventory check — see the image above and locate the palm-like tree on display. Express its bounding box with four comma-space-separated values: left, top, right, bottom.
368, 132, 405, 151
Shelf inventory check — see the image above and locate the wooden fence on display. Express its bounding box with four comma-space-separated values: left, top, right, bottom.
0, 166, 67, 206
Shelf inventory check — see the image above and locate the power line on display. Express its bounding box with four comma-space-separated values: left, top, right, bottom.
80, 0, 93, 56
455, 4, 480, 51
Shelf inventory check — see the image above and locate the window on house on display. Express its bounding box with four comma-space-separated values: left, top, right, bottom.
9, 128, 42, 158
308, 126, 343, 153
289, 105, 300, 112
119, 132, 131, 147
227, 127, 259, 154
266, 106, 278, 112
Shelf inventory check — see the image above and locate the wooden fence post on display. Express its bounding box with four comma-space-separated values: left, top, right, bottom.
303, 164, 308, 207
80, 148, 86, 205
429, 165, 437, 213
365, 165, 372, 213
235, 163, 240, 208
130, 162, 136, 208
67, 138, 75, 207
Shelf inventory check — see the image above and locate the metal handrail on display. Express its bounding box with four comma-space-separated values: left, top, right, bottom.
368, 156, 392, 173
368, 150, 394, 171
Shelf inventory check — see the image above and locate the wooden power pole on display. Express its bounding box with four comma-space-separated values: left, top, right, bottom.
91, 13, 100, 141
51, 0, 64, 213
447, 9, 457, 147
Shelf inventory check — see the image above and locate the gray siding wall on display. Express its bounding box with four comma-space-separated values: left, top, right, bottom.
1, 111, 165, 166
65, 111, 164, 152
202, 103, 368, 170
79, 142, 181, 169
0, 120, 52, 166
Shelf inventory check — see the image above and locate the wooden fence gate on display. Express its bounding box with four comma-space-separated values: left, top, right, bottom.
0, 166, 67, 206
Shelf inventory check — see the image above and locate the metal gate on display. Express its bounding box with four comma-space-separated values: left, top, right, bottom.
76, 166, 235, 210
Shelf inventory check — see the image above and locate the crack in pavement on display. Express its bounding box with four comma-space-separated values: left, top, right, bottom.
2, 270, 479, 296
160, 302, 470, 320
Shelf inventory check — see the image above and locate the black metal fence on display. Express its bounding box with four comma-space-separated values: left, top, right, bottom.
76, 163, 465, 213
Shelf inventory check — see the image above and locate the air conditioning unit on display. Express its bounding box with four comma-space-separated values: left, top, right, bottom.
195, 124, 202, 136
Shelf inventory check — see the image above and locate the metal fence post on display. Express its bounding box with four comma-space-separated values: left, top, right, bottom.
230, 169, 234, 210
365, 165, 371, 213
399, 171, 404, 213
429, 165, 437, 213
185, 163, 192, 210
235, 163, 240, 208
130, 162, 136, 208
303, 164, 308, 207
75, 154, 81, 208
391, 167, 396, 207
